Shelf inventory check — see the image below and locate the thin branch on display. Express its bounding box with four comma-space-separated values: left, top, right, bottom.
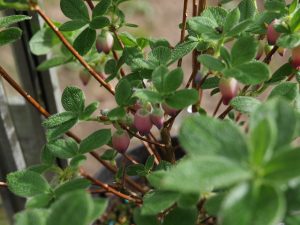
141, 140, 160, 165
0, 65, 145, 194
213, 98, 223, 116
85, 0, 95, 9
0, 182, 7, 188
80, 169, 143, 204
177, 0, 189, 67
32, 4, 115, 95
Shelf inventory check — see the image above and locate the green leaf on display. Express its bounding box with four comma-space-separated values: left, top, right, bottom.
100, 149, 117, 160
165, 89, 199, 110
0, 27, 22, 46
149, 46, 171, 64
73, 28, 96, 55
60, 0, 89, 21
107, 107, 126, 120
70, 155, 87, 167
115, 79, 132, 106
220, 183, 285, 225
249, 118, 277, 165
29, 28, 59, 55
177, 193, 200, 208
152, 65, 168, 93
231, 36, 258, 66
201, 77, 220, 89
169, 41, 198, 64
80, 102, 99, 120
89, 16, 110, 29
145, 155, 155, 171
46, 118, 78, 141
92, 0, 112, 18
126, 164, 146, 176
264, 148, 300, 184
134, 90, 163, 103
54, 178, 90, 198
290, 8, 300, 32
141, 191, 179, 215
59, 20, 88, 31
42, 112, 78, 129
227, 61, 270, 85
88, 198, 108, 222
179, 114, 248, 161
162, 207, 198, 225
224, 8, 240, 32
160, 156, 251, 193
61, 86, 85, 113
15, 209, 49, 225
266, 63, 294, 84
25, 193, 53, 209
226, 19, 252, 37
46, 191, 94, 225
37, 57, 71, 71
250, 99, 297, 150
164, 68, 184, 93
269, 82, 298, 102
230, 96, 261, 114
201, 7, 228, 27
133, 208, 160, 225
46, 138, 78, 159
198, 54, 225, 71
7, 170, 50, 197
0, 15, 31, 29
187, 16, 217, 34
79, 129, 111, 153
238, 0, 257, 21
277, 33, 300, 48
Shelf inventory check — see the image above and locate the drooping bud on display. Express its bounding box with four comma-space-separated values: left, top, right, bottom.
150, 108, 164, 129
96, 31, 114, 54
162, 103, 178, 117
267, 20, 280, 46
219, 77, 239, 105
194, 71, 202, 85
277, 47, 286, 57
256, 40, 264, 60
112, 130, 130, 154
134, 109, 153, 136
291, 45, 300, 70
79, 70, 91, 86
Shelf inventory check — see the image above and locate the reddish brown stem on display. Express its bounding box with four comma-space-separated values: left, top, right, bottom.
177, 0, 189, 67
0, 182, 7, 188
0, 65, 145, 194
32, 4, 115, 95
85, 0, 95, 9
80, 169, 143, 204
213, 98, 223, 116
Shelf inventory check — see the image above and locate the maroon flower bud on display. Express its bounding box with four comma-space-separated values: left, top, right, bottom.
134, 109, 153, 136
96, 31, 114, 54
256, 40, 264, 60
112, 130, 130, 154
162, 103, 178, 117
277, 47, 286, 57
291, 45, 300, 70
219, 77, 239, 105
267, 20, 280, 46
150, 108, 164, 129
194, 72, 202, 85
79, 70, 91, 86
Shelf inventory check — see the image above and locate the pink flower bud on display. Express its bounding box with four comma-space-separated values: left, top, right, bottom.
277, 47, 286, 57
162, 103, 178, 117
134, 109, 153, 136
291, 45, 300, 70
219, 77, 239, 105
79, 70, 91, 86
267, 20, 280, 46
112, 130, 130, 154
96, 31, 114, 54
256, 40, 264, 60
150, 108, 164, 129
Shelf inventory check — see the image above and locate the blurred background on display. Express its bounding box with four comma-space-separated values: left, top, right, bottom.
0, 0, 290, 224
